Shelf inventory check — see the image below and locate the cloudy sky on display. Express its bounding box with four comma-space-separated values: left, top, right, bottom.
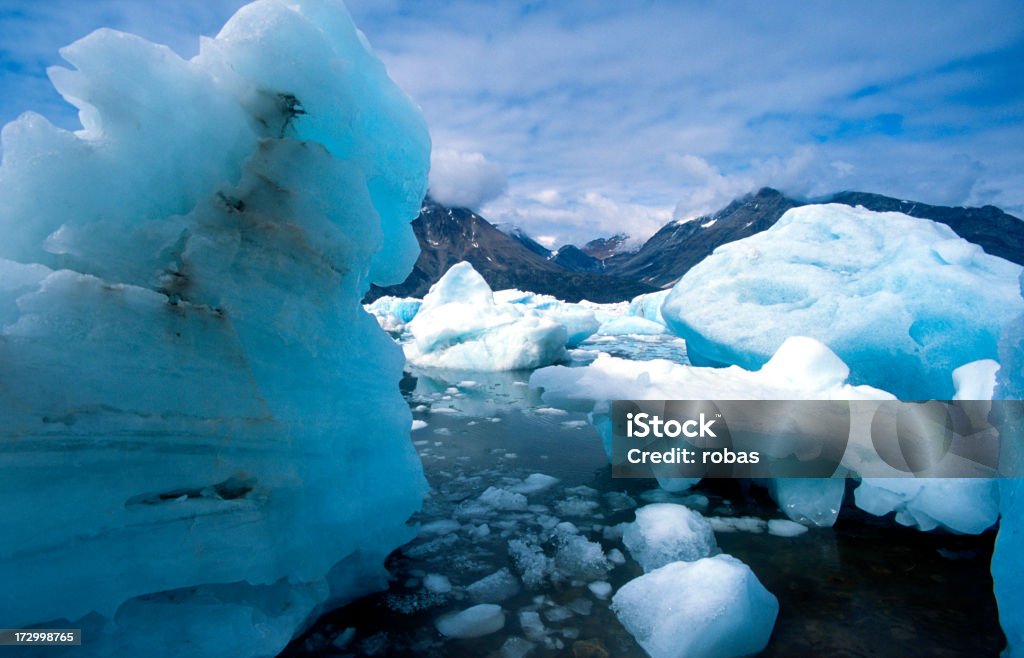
1, 0, 1021, 247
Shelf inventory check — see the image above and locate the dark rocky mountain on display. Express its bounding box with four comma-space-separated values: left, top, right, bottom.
583, 233, 631, 259
551, 244, 603, 272
365, 199, 657, 303
366, 191, 1023, 304
504, 226, 552, 258
602, 188, 798, 288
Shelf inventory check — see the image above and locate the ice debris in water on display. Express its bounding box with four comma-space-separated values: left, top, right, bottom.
435, 604, 506, 639
767, 519, 809, 537
404, 262, 568, 370
612, 555, 779, 658
660, 203, 1023, 400
466, 568, 521, 604
623, 503, 718, 571
0, 0, 430, 654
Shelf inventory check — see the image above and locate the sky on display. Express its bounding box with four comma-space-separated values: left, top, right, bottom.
1, 0, 1022, 247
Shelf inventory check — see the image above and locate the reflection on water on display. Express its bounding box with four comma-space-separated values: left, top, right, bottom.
283, 340, 1003, 657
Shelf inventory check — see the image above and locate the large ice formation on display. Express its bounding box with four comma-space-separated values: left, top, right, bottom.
661, 204, 1023, 400
404, 262, 569, 370
993, 272, 1024, 655
0, 1, 429, 656
612, 555, 779, 658
627, 289, 670, 325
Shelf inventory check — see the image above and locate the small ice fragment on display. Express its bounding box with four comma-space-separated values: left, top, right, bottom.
435, 604, 505, 639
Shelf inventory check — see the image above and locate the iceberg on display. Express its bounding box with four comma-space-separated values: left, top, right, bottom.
661, 204, 1023, 400
493, 288, 601, 347
993, 272, 1024, 655
0, 0, 429, 655
612, 555, 778, 658
404, 262, 569, 370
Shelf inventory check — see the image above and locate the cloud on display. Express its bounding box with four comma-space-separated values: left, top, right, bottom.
428, 148, 507, 210
2, 0, 1022, 238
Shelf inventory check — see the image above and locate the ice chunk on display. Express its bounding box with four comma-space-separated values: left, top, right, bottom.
510, 473, 560, 495
623, 503, 718, 571
405, 262, 568, 370
0, 0, 429, 654
661, 204, 1023, 400
509, 539, 553, 589
423, 574, 452, 594
708, 517, 767, 534
500, 636, 537, 658
597, 316, 667, 336
518, 610, 548, 642
854, 478, 998, 534
554, 534, 611, 580
612, 555, 778, 658
587, 581, 613, 599
478, 486, 529, 511
767, 519, 809, 537
435, 604, 506, 639
411, 419, 428, 431
467, 568, 521, 604
768, 479, 845, 527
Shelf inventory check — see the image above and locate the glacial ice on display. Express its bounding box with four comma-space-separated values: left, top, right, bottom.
768, 479, 845, 527
612, 555, 779, 658
0, 0, 429, 655
627, 289, 670, 325
661, 204, 1023, 400
404, 262, 569, 370
622, 503, 718, 571
994, 272, 1024, 655
854, 478, 999, 534
365, 295, 422, 333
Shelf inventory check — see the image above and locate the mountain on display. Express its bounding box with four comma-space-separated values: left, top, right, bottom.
583, 233, 632, 259
365, 199, 657, 303
602, 188, 798, 288
551, 244, 603, 272
505, 226, 552, 258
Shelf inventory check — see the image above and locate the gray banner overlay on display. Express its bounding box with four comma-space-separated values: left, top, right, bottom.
610, 400, 1024, 479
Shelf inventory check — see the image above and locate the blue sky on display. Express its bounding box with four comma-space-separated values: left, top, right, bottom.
1, 0, 1021, 247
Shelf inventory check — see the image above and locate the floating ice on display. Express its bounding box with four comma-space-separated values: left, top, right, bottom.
435, 604, 506, 639
405, 262, 568, 370
467, 568, 521, 604
661, 204, 1023, 400
597, 315, 667, 336
623, 503, 718, 571
768, 479, 845, 527
510, 473, 561, 495
767, 519, 810, 537
708, 517, 767, 534
423, 574, 453, 594
854, 478, 999, 534
0, 0, 429, 654
612, 555, 778, 658
587, 581, 613, 599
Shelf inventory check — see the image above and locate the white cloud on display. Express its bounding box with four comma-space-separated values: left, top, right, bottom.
428, 148, 507, 210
